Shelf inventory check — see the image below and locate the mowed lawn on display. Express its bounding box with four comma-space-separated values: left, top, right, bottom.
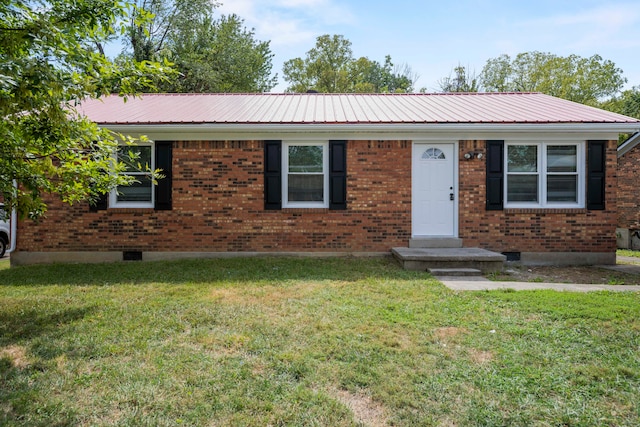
1, 257, 639, 426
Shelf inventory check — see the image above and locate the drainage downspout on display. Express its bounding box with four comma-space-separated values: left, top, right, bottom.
6, 180, 17, 254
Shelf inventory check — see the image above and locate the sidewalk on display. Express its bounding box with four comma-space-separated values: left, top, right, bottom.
617, 255, 640, 264
436, 255, 640, 292
436, 275, 640, 292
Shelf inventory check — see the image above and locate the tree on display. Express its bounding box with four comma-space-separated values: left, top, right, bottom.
350, 55, 417, 93
438, 65, 480, 93
0, 1, 172, 219
480, 52, 626, 106
165, 14, 276, 92
602, 86, 640, 119
127, 0, 217, 62
125, 1, 276, 93
282, 35, 416, 93
478, 54, 513, 92
283, 35, 353, 93
600, 86, 640, 143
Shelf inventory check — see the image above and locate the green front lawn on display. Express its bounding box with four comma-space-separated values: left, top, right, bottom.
1, 257, 639, 426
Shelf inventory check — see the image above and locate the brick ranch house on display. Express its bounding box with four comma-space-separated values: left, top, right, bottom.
617, 132, 640, 249
11, 92, 640, 266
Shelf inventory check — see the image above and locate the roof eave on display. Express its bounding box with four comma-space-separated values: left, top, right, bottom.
101, 122, 640, 135
618, 131, 640, 157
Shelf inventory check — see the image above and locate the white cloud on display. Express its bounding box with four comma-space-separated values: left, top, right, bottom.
216, 0, 357, 90
258, 12, 317, 47
273, 0, 354, 24
216, 0, 255, 18
217, 0, 356, 47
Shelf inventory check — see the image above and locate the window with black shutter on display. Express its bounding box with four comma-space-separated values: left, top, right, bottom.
264, 140, 347, 210
101, 141, 173, 210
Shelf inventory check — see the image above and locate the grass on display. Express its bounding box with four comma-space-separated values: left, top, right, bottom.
1, 257, 639, 426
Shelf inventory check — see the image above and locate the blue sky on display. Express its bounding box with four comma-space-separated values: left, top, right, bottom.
214, 0, 640, 92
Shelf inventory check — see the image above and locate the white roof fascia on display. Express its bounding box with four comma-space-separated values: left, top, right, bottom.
102, 123, 637, 144
618, 132, 640, 157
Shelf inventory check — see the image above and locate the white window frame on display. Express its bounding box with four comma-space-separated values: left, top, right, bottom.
109, 143, 155, 209
505, 141, 584, 209
282, 141, 329, 209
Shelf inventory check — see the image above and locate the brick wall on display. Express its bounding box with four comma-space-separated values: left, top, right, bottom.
617, 143, 640, 230
458, 140, 618, 253
16, 139, 618, 255
17, 140, 412, 253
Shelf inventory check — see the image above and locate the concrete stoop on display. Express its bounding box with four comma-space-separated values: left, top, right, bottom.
392, 247, 506, 273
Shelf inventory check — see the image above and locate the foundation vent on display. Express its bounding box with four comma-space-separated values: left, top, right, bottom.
123, 251, 143, 261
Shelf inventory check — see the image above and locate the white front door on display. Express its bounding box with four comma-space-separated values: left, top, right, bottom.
412, 143, 457, 237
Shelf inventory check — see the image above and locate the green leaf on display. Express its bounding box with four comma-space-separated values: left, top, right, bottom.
0, 0, 173, 219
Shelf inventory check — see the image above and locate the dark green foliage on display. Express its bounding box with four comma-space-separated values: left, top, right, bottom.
0, 1, 172, 218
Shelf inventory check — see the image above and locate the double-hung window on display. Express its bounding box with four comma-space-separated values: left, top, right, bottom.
505, 142, 583, 208
283, 142, 329, 208
110, 144, 155, 208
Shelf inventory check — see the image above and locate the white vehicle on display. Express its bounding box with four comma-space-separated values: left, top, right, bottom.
0, 204, 9, 258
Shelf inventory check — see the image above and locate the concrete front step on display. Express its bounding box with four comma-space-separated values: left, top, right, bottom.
428, 268, 483, 276
392, 247, 505, 273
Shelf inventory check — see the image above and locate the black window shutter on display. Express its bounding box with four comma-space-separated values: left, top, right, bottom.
486, 140, 504, 210
264, 140, 282, 210
89, 192, 108, 212
155, 141, 173, 210
89, 169, 108, 212
329, 140, 347, 210
587, 140, 606, 210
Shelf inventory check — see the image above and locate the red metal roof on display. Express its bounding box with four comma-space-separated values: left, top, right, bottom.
77, 92, 639, 125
